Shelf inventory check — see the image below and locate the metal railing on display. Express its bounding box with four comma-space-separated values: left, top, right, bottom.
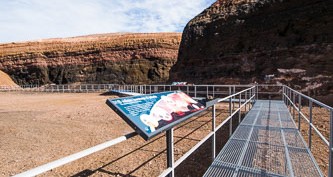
8, 84, 332, 176
13, 85, 256, 177
283, 85, 333, 177
159, 86, 256, 177
1, 84, 252, 95
1, 83, 279, 99
0, 84, 118, 93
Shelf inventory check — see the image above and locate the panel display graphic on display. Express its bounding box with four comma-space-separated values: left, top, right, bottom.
106, 91, 205, 140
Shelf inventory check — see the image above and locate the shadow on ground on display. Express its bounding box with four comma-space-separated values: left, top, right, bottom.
71, 112, 245, 177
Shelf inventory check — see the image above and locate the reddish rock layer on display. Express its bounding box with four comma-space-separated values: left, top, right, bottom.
0, 33, 181, 85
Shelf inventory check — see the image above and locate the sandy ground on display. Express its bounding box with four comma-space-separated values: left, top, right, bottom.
2, 92, 328, 177
0, 70, 18, 87
0, 92, 233, 177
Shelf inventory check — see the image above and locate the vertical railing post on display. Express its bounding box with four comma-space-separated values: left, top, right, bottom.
229, 87, 232, 137
206, 86, 209, 98
288, 89, 291, 113
293, 92, 296, 120
187, 85, 189, 95
329, 110, 333, 177
284, 86, 286, 102
194, 86, 197, 98
232, 86, 236, 112
212, 104, 216, 160
239, 93, 242, 123
233, 86, 235, 111
309, 100, 313, 149
213, 86, 215, 98
166, 128, 174, 177
298, 94, 301, 131
249, 88, 252, 109
247, 90, 251, 111
256, 84, 258, 101
245, 90, 247, 113
282, 86, 285, 103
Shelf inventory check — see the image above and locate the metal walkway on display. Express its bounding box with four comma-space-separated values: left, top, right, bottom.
204, 100, 323, 177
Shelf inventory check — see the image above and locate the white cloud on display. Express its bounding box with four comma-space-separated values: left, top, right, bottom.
0, 0, 215, 43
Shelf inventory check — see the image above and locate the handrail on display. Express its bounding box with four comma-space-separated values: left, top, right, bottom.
283, 85, 333, 177
218, 86, 255, 103
284, 85, 333, 110
13, 132, 138, 177
12, 85, 256, 177
159, 86, 256, 176
283, 93, 330, 146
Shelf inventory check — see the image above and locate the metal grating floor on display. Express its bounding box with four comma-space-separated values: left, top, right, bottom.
204, 100, 323, 177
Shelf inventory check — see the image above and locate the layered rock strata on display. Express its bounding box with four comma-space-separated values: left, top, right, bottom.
0, 33, 181, 85
170, 0, 333, 98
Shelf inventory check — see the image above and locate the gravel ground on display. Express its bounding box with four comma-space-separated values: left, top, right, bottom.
0, 92, 232, 177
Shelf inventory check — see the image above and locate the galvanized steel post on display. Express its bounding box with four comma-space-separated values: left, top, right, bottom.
239, 93, 241, 123
289, 89, 292, 112
298, 94, 301, 131
249, 88, 252, 109
187, 86, 189, 95
309, 100, 313, 149
212, 104, 216, 160
229, 87, 232, 136
166, 128, 174, 177
256, 84, 258, 101
245, 91, 247, 113
233, 86, 235, 111
207, 86, 209, 98
293, 92, 296, 120
194, 86, 197, 98
283, 86, 285, 103
329, 110, 333, 177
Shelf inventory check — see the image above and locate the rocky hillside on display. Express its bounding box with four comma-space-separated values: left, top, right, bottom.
0, 33, 181, 85
170, 0, 333, 97
0, 70, 18, 87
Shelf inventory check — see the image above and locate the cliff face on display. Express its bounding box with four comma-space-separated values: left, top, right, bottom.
0, 33, 181, 85
170, 0, 333, 96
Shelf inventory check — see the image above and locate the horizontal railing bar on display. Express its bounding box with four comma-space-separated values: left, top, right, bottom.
12, 85, 256, 177
215, 95, 254, 131
284, 86, 333, 110
159, 89, 256, 177
174, 132, 214, 169
14, 132, 138, 177
284, 93, 330, 146
218, 86, 255, 103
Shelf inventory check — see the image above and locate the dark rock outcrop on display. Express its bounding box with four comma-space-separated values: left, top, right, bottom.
0, 33, 181, 85
170, 0, 333, 98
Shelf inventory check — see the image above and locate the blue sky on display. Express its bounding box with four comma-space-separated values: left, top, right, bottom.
0, 0, 215, 43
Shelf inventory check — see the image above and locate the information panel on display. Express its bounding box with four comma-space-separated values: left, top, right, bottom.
106, 91, 205, 140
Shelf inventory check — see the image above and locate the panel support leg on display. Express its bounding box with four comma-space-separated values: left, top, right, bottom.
166, 128, 174, 177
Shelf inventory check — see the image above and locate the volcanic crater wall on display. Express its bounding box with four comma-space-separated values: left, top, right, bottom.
170, 0, 333, 97
0, 33, 181, 85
